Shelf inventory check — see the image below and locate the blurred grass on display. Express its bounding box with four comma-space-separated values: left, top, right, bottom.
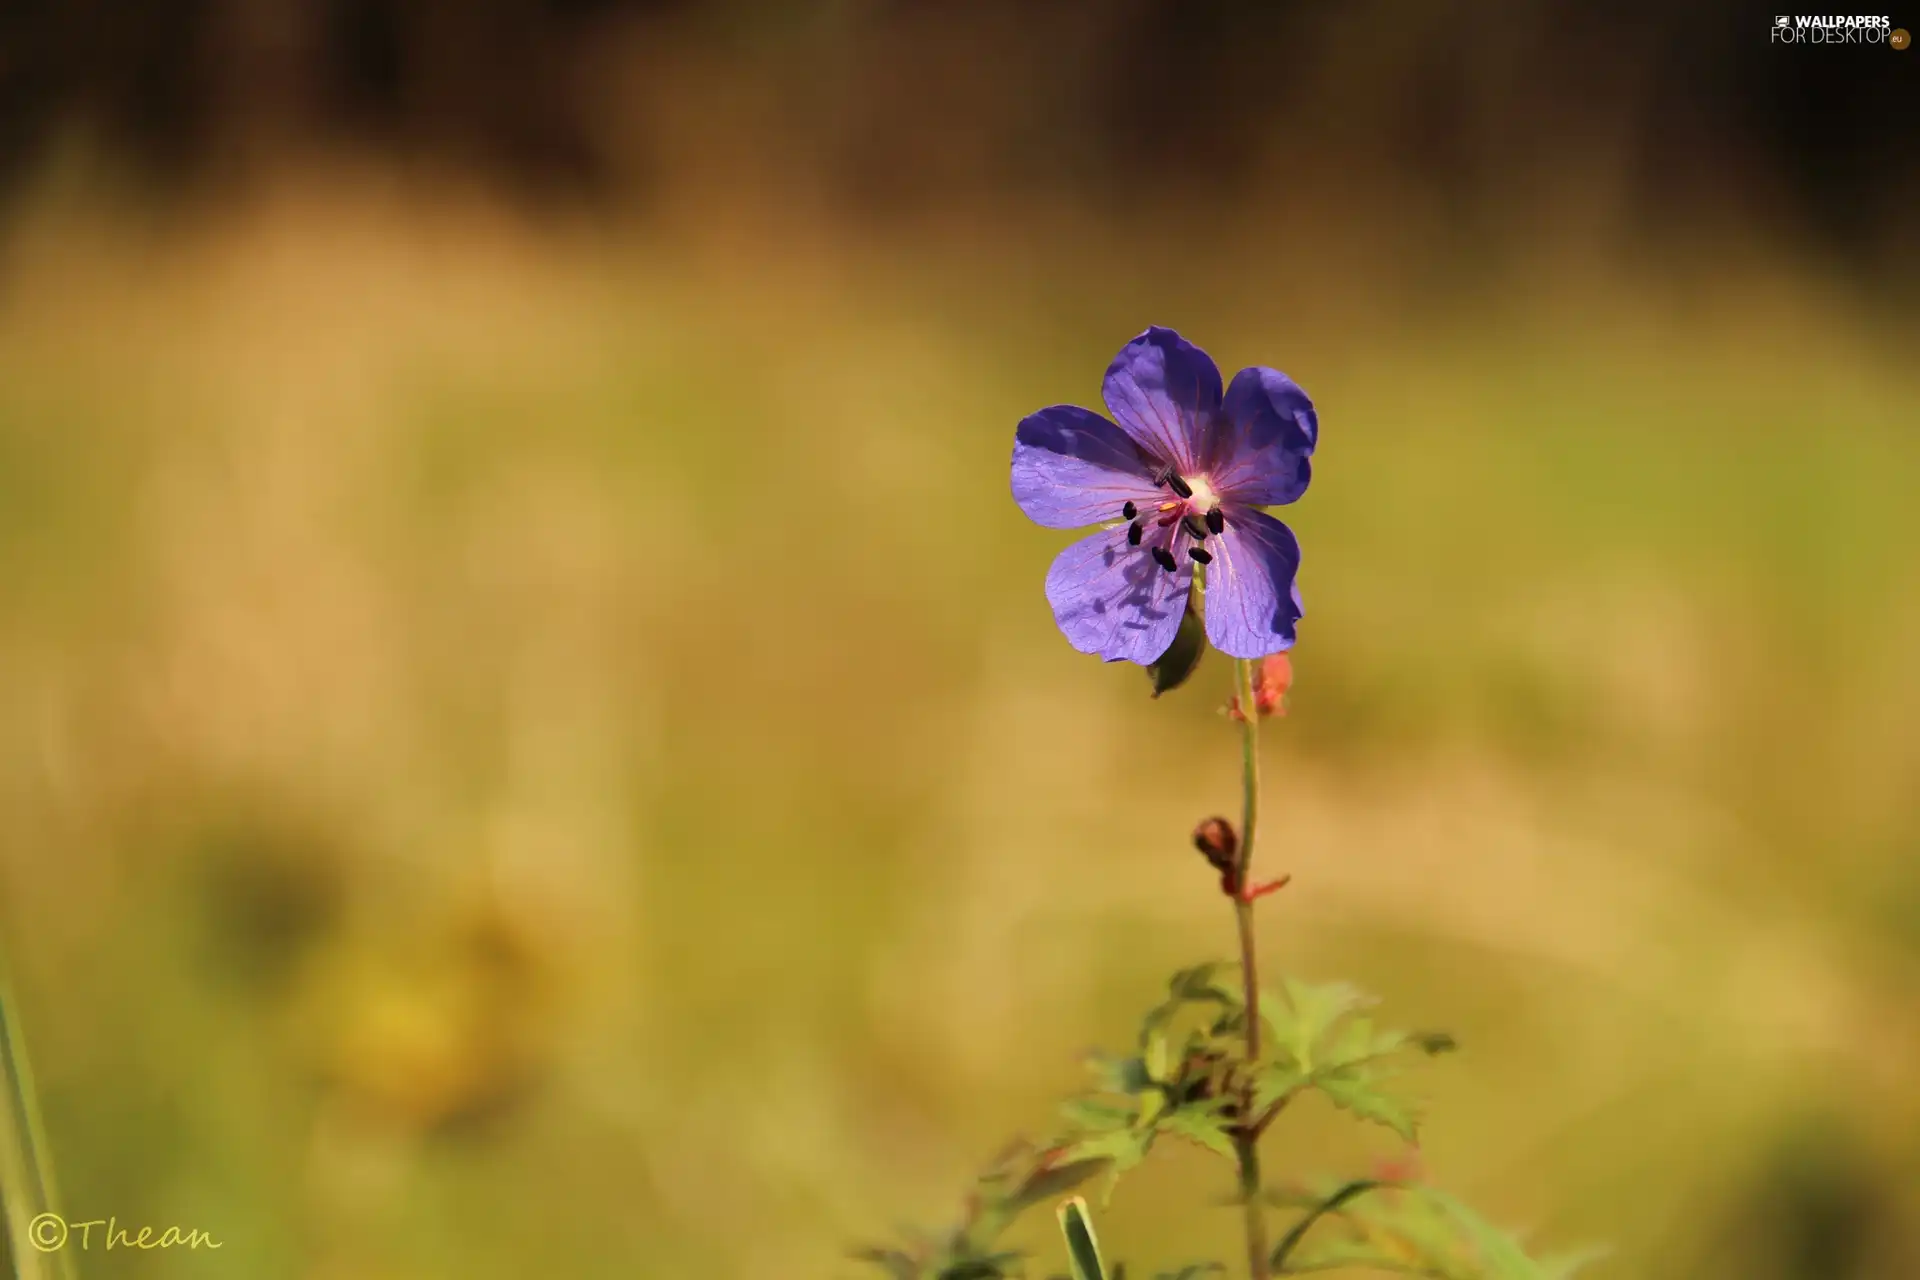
0, 173, 1916, 1279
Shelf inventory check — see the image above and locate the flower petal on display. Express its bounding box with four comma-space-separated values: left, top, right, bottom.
1209, 366, 1318, 506
1203, 506, 1303, 658
1045, 524, 1193, 665
1011, 405, 1163, 529
1101, 327, 1223, 475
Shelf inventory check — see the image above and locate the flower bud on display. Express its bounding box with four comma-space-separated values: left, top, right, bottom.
1228, 653, 1294, 720
1372, 1150, 1425, 1184
1191, 817, 1238, 872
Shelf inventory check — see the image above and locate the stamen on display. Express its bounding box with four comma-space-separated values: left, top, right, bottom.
1157, 501, 1180, 513
1121, 500, 1137, 519
1151, 463, 1175, 488
1189, 547, 1213, 565
1166, 472, 1194, 499
1127, 521, 1143, 546
1182, 515, 1209, 541
1205, 508, 1225, 535
1151, 547, 1178, 572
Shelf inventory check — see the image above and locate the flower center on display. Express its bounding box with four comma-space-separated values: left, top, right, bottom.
1120, 471, 1226, 574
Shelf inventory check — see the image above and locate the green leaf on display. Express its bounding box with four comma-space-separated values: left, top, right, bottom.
1060, 1098, 1134, 1132
1057, 1129, 1143, 1165
1158, 1108, 1238, 1162
1144, 1030, 1172, 1084
1265, 1177, 1602, 1280
1252, 1061, 1309, 1114
1167, 963, 1238, 1007
1320, 1013, 1378, 1066
1417, 1187, 1549, 1278
1249, 976, 1454, 1144
1261, 979, 1374, 1072
1057, 1197, 1110, 1280
1085, 1053, 1155, 1096
1146, 598, 1206, 697
1316, 1070, 1421, 1144
1136, 1088, 1166, 1127
1055, 1127, 1152, 1204
1009, 1158, 1115, 1214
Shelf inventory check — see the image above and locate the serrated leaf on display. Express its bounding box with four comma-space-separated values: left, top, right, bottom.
1417, 1187, 1546, 1278
1268, 1179, 1599, 1280
1055, 1127, 1153, 1205
1136, 1088, 1166, 1127
1167, 963, 1238, 1006
1261, 979, 1375, 1072
1321, 1013, 1379, 1067
1057, 1197, 1109, 1280
1256, 991, 1297, 1060
1316, 1071, 1421, 1143
1158, 1108, 1239, 1162
1252, 1061, 1309, 1114
1057, 1128, 1145, 1166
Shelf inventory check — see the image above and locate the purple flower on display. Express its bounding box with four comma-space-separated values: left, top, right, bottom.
1010, 327, 1317, 663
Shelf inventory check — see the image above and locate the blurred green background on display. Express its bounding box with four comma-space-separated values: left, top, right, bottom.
1, 3, 1917, 1278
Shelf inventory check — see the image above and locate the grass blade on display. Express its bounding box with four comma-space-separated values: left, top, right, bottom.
0, 947, 71, 1280
1056, 1196, 1109, 1280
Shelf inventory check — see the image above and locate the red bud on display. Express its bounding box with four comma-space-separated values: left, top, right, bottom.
1228, 653, 1294, 720
1191, 817, 1239, 871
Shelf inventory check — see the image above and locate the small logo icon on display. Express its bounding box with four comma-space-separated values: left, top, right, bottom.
1775, 14, 1791, 26
1893, 26, 1911, 48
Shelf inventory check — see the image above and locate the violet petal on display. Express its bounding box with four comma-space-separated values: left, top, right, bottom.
1203, 506, 1304, 658
1100, 327, 1223, 476
1045, 523, 1193, 664
1012, 404, 1164, 529
1209, 366, 1317, 506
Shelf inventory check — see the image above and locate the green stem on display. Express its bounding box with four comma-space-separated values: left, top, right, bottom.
1232, 656, 1269, 1280
1235, 1132, 1268, 1280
